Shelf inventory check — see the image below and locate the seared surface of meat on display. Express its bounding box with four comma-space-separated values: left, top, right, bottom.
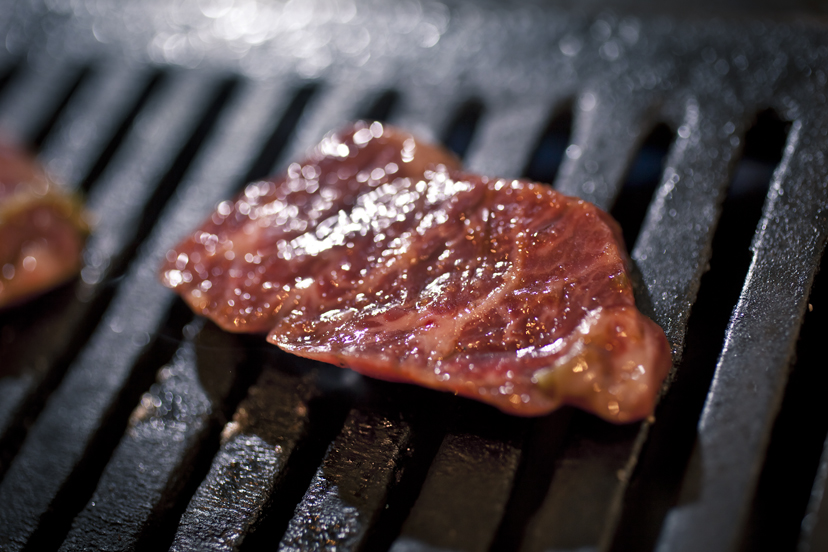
0, 142, 88, 308
162, 123, 671, 421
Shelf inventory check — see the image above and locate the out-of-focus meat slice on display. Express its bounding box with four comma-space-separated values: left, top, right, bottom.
0, 142, 89, 308
162, 122, 671, 422
160, 122, 460, 333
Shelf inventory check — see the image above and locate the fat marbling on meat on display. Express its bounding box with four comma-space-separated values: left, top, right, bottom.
0, 141, 89, 308
162, 122, 460, 334
161, 122, 671, 422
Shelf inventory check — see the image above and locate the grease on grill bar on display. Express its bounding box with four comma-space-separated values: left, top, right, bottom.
171, 361, 324, 552
391, 402, 528, 552
59, 320, 249, 551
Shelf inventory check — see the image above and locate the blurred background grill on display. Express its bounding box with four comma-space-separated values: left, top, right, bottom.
1, 0, 828, 550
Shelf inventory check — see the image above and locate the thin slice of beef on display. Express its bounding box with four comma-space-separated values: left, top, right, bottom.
161, 121, 460, 333
0, 141, 89, 308
162, 123, 671, 422
272, 168, 670, 421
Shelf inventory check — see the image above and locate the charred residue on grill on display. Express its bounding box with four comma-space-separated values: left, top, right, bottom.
277, 381, 450, 552
195, 359, 356, 552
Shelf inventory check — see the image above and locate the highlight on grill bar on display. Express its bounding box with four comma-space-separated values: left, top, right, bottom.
1, 0, 828, 550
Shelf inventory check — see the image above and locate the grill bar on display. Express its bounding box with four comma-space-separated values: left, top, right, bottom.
58, 320, 248, 551
2, 3, 828, 550
171, 363, 329, 552
634, 99, 744, 351
37, 62, 155, 192
80, 70, 223, 282
555, 89, 660, 210
391, 403, 527, 552
512, 96, 746, 552
0, 285, 93, 478
278, 384, 433, 552
802, 434, 828, 551
519, 415, 641, 552
0, 55, 83, 146
465, 97, 557, 178
656, 115, 828, 551
0, 69, 226, 481
744, 253, 828, 549
0, 71, 257, 551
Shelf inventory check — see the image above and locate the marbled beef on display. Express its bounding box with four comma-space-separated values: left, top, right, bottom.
161, 122, 671, 422
162, 122, 460, 333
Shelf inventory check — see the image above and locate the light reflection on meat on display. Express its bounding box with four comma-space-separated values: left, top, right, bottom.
162, 122, 460, 333
0, 141, 89, 308
161, 122, 671, 422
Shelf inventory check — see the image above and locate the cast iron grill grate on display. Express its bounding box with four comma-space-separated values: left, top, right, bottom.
1, 1, 828, 551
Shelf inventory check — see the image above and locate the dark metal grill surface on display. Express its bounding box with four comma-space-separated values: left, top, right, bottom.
1, 1, 828, 551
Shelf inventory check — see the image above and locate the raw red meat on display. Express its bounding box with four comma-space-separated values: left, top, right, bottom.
0, 141, 89, 308
161, 122, 460, 333
161, 122, 671, 422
